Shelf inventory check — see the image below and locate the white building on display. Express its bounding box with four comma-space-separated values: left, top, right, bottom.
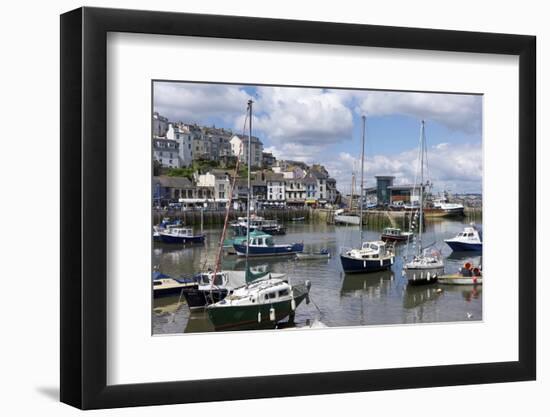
285, 178, 306, 205
265, 172, 286, 204
196, 170, 232, 206
153, 112, 169, 137
166, 123, 193, 166
153, 138, 180, 168
230, 134, 263, 168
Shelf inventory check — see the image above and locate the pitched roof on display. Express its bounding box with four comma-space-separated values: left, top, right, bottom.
154, 176, 194, 188
232, 134, 263, 145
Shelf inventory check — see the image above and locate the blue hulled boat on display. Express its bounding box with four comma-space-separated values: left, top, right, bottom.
233, 234, 303, 257
340, 241, 394, 273
338, 116, 395, 274
159, 227, 205, 244
444, 224, 482, 252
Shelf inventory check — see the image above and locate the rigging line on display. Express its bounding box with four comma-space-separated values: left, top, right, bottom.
210, 105, 249, 292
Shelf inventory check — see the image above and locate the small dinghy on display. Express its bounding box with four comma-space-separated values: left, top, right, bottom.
438, 262, 482, 285
152, 271, 197, 298
296, 249, 330, 260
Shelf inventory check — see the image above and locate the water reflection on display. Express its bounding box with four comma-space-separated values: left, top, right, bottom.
152, 218, 483, 334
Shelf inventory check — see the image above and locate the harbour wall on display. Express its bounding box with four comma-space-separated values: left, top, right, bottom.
154, 206, 482, 228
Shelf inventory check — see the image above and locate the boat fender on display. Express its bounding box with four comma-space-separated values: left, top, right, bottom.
257, 311, 262, 323
427, 272, 431, 281
390, 257, 394, 265
270, 307, 276, 321
291, 299, 296, 311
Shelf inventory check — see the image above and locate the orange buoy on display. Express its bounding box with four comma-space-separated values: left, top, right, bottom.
464, 262, 472, 270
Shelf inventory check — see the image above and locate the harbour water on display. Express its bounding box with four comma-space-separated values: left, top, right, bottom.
153, 218, 482, 334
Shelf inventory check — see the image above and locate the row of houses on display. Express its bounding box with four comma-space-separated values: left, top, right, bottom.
153, 165, 339, 209
153, 113, 267, 168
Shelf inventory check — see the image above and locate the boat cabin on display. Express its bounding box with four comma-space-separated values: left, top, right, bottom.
360, 241, 387, 256
166, 227, 194, 237
382, 227, 402, 236
249, 235, 275, 247
197, 272, 227, 287
451, 226, 481, 242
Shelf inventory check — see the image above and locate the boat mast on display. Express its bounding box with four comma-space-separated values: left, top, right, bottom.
245, 100, 253, 276
418, 120, 425, 255
359, 115, 366, 243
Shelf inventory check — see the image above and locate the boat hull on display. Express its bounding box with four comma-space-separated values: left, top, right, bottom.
438, 275, 483, 285
445, 241, 482, 252
153, 284, 197, 298
159, 234, 205, 244
334, 215, 360, 225
340, 254, 393, 273
403, 266, 443, 285
380, 234, 410, 242
206, 285, 308, 331
182, 288, 229, 309
233, 242, 304, 257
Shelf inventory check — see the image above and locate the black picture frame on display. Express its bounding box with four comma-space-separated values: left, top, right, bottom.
60, 6, 536, 410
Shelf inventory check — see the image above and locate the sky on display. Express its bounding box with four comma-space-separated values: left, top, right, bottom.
153, 81, 483, 194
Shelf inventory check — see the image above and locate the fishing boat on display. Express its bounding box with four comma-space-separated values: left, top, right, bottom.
158, 227, 205, 244
403, 121, 444, 284
206, 277, 311, 331
296, 249, 330, 260
223, 230, 271, 255
380, 227, 413, 242
152, 271, 197, 298
438, 262, 482, 285
233, 234, 304, 257
339, 115, 395, 274
231, 215, 286, 235
444, 224, 483, 251
430, 197, 465, 217
153, 218, 183, 241
182, 269, 286, 309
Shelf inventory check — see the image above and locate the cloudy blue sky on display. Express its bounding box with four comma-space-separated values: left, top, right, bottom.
154, 81, 483, 194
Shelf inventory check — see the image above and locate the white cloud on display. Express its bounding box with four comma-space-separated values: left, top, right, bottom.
355, 91, 482, 134
153, 82, 253, 123
325, 143, 482, 194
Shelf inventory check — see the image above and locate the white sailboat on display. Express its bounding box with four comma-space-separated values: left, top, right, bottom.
403, 120, 444, 284
340, 115, 395, 274
206, 100, 311, 331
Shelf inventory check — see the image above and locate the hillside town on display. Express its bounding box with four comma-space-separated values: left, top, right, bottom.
152, 112, 341, 209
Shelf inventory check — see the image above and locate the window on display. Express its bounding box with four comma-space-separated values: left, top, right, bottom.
278, 289, 289, 297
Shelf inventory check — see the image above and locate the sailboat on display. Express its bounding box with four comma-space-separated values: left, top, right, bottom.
207, 100, 311, 331
403, 120, 444, 284
340, 115, 395, 273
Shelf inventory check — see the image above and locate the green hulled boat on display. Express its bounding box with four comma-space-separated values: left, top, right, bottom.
206, 278, 311, 331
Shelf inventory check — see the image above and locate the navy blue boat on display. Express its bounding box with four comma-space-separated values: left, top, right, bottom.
233, 234, 303, 257
339, 241, 394, 273
444, 224, 482, 252
158, 227, 205, 244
